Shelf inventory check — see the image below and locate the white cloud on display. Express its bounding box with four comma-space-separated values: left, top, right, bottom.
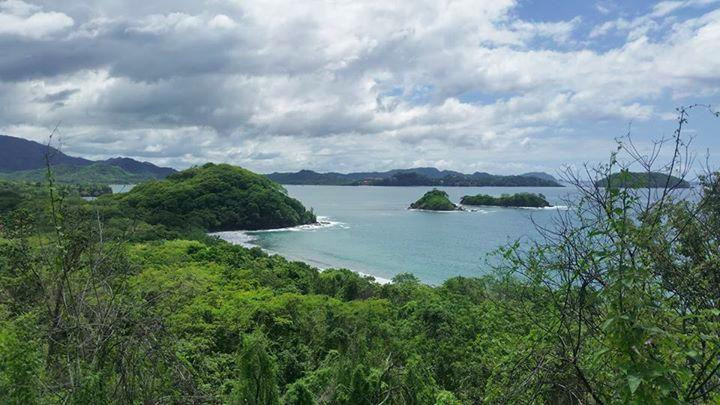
208, 14, 237, 30
0, 0, 718, 173
0, 1, 73, 38
651, 0, 720, 18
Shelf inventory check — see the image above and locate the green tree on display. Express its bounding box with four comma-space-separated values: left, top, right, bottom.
229, 332, 281, 405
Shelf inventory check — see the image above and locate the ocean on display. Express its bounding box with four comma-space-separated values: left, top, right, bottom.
214, 185, 578, 285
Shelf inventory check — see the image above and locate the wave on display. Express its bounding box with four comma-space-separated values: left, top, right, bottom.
408, 208, 465, 213
517, 205, 570, 211
250, 216, 349, 233
209, 230, 258, 248
458, 204, 570, 211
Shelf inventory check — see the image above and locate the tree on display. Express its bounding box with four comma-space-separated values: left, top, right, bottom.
229, 332, 281, 405
496, 105, 720, 403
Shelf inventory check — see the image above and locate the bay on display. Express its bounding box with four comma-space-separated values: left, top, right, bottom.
218, 185, 578, 285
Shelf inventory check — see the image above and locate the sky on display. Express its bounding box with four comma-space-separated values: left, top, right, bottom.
0, 0, 719, 175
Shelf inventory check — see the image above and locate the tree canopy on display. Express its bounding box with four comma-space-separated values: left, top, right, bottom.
108, 163, 317, 231
460, 192, 551, 208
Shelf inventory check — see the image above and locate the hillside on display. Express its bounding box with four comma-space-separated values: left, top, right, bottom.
0, 163, 165, 184
1, 158, 718, 403
0, 135, 176, 182
0, 134, 92, 171
521, 172, 558, 183
596, 171, 691, 189
267, 167, 563, 187
101, 157, 176, 178
109, 163, 316, 231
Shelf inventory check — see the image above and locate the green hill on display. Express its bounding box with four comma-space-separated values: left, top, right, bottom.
109, 163, 317, 231
409, 189, 459, 211
0, 163, 162, 184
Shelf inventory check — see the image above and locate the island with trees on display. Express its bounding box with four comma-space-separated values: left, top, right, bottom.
596, 170, 691, 188
460, 192, 551, 208
409, 189, 460, 211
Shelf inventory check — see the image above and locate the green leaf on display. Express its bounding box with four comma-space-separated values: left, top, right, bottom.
628, 375, 642, 394
601, 317, 615, 331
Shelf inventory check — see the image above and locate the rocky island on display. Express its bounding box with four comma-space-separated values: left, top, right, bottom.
460, 193, 551, 208
409, 189, 461, 211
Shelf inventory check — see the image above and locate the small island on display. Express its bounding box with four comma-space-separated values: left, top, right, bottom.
460, 193, 551, 208
596, 171, 691, 189
409, 189, 460, 211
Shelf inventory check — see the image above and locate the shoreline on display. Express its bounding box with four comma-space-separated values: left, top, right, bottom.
209, 217, 392, 285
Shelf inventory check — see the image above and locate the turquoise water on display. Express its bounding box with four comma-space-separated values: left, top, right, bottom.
216, 186, 578, 285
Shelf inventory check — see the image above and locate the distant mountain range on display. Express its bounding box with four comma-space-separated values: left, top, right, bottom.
0, 134, 564, 187
266, 168, 563, 187
0, 135, 176, 183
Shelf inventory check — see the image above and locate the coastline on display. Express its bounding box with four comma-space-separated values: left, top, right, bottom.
209, 217, 392, 285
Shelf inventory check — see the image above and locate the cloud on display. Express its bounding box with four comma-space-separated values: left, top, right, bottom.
0, 0, 718, 173
590, 0, 720, 39
36, 88, 79, 103
0, 0, 73, 39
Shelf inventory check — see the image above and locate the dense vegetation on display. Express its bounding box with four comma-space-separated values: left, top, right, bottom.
460, 192, 551, 208
596, 170, 691, 188
0, 181, 109, 213
409, 189, 459, 211
266, 168, 562, 187
0, 113, 718, 403
106, 163, 316, 232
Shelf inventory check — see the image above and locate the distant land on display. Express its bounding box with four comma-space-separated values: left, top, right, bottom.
0, 135, 176, 184
266, 168, 563, 187
0, 134, 564, 187
520, 172, 559, 183
596, 171, 691, 189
